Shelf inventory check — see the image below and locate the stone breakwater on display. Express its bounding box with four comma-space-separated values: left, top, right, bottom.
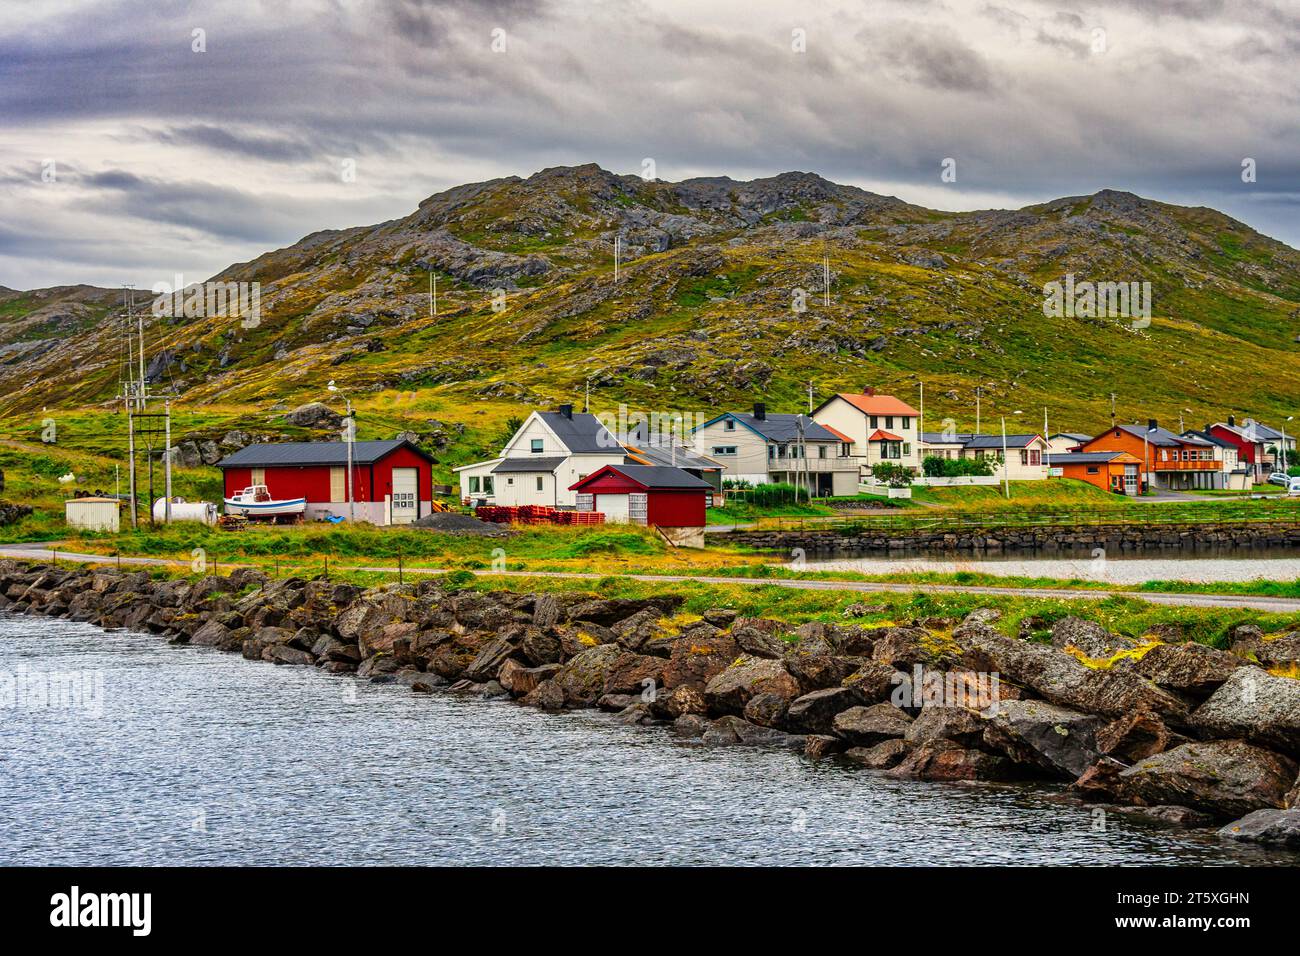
730, 521, 1300, 555
2, 558, 1299, 850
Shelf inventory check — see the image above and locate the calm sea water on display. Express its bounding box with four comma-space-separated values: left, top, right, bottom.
0, 613, 1293, 866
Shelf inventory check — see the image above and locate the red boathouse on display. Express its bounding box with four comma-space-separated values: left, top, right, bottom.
569, 464, 710, 546
217, 440, 435, 525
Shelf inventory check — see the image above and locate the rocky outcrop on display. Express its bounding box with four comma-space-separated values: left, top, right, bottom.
2, 558, 1298, 843
1117, 740, 1297, 820
1219, 809, 1300, 848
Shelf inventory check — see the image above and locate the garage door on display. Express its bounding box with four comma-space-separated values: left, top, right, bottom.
598, 494, 629, 523
391, 467, 419, 524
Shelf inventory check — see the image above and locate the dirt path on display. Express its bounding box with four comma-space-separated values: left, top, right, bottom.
5, 542, 1299, 614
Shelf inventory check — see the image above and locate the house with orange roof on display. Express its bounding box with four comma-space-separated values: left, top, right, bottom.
811, 388, 921, 477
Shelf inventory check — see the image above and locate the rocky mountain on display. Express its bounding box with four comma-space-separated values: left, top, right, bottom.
2, 164, 1298, 432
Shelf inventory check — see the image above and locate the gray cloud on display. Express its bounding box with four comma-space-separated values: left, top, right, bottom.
0, 0, 1297, 289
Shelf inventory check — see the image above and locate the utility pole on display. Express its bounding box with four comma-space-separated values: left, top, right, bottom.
918, 381, 924, 473
614, 236, 621, 284
584, 377, 591, 414
823, 253, 830, 308
164, 400, 172, 524
429, 270, 437, 318
975, 386, 982, 434
1001, 416, 1010, 499
1110, 392, 1118, 428
1143, 426, 1150, 496
345, 398, 355, 522
807, 381, 814, 414
1043, 406, 1050, 471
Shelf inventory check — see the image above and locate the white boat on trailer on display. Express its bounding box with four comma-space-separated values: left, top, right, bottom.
223, 484, 307, 519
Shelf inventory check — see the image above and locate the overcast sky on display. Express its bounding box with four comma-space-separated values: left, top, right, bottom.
2, 0, 1297, 289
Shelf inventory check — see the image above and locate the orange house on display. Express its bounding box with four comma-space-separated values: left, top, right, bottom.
1076, 421, 1220, 491
1051, 451, 1142, 495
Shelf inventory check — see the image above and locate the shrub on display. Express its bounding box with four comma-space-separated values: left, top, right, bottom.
921, 455, 996, 478
870, 462, 914, 488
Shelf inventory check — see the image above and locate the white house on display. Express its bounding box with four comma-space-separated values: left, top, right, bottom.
919, 432, 1051, 480
811, 389, 921, 477
693, 403, 859, 496
455, 405, 626, 507
1046, 432, 1091, 457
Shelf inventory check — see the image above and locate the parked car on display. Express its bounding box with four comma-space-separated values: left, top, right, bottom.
1289, 477, 1300, 496
1269, 471, 1292, 487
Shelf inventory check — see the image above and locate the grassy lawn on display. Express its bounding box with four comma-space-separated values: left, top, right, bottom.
910, 479, 1122, 509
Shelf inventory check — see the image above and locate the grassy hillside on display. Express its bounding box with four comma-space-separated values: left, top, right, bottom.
1, 166, 1298, 509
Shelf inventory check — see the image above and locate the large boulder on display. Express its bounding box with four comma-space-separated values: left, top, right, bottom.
888, 739, 1016, 782
784, 687, 866, 734
842, 660, 904, 703
602, 652, 665, 697
1118, 740, 1298, 819
548, 644, 624, 707
700, 716, 806, 750
1190, 667, 1300, 756
871, 626, 960, 668
743, 692, 792, 728
846, 739, 913, 769
703, 655, 800, 714
285, 401, 343, 429
904, 705, 988, 748
661, 633, 739, 691
1050, 616, 1136, 659
959, 624, 1190, 725
730, 620, 789, 659
1218, 809, 1300, 848
568, 596, 683, 627
833, 703, 913, 745
1130, 641, 1244, 695
1095, 710, 1180, 762
983, 700, 1105, 779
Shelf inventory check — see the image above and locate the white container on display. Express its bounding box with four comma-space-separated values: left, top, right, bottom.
65, 497, 121, 532
152, 497, 218, 525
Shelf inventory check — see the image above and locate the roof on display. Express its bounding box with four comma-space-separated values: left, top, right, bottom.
535, 411, 618, 453
700, 411, 841, 443
1050, 452, 1134, 464
1241, 420, 1288, 441
819, 423, 853, 443
570, 464, 712, 491
1112, 424, 1212, 447
491, 456, 567, 474
1182, 430, 1235, 449
867, 429, 904, 442
920, 432, 1043, 449
622, 441, 720, 471
217, 440, 431, 468
1049, 432, 1092, 442
817, 392, 920, 418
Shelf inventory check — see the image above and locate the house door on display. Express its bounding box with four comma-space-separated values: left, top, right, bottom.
1123, 466, 1139, 496
391, 467, 419, 524
629, 492, 649, 525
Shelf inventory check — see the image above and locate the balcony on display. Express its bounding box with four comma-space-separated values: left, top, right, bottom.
768, 456, 859, 473
1151, 459, 1220, 471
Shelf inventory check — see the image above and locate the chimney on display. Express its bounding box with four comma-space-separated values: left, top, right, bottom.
1204, 424, 1212, 434
863, 386, 876, 397
753, 402, 766, 421
1147, 418, 1158, 431
1228, 415, 1236, 428
558, 403, 573, 420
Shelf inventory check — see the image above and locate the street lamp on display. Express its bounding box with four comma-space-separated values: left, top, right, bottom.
327, 381, 355, 521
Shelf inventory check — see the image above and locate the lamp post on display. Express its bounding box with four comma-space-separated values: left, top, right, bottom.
329, 381, 355, 521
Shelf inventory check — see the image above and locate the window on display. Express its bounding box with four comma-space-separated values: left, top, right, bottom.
768, 446, 776, 460
469, 477, 480, 493
1020, 450, 1028, 466
1087, 466, 1100, 475
530, 439, 544, 453
712, 445, 737, 456
818, 445, 827, 459
870, 415, 878, 428
507, 478, 514, 485
901, 417, 911, 429
536, 476, 544, 491
724, 419, 735, 432
902, 442, 911, 457
1030, 449, 1040, 466
840, 442, 852, 456
483, 477, 494, 494
885, 416, 894, 430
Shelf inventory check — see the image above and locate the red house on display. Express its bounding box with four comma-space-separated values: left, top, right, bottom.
570, 464, 710, 546
217, 440, 436, 525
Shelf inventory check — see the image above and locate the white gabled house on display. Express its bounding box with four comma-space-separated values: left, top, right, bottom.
810, 389, 922, 477
455, 405, 626, 507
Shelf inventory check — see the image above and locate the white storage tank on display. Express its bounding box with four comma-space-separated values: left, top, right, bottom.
152, 497, 218, 525
65, 497, 121, 532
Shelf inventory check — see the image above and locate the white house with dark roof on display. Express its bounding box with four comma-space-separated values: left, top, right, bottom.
919, 432, 1051, 480
455, 404, 626, 507
692, 402, 859, 496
